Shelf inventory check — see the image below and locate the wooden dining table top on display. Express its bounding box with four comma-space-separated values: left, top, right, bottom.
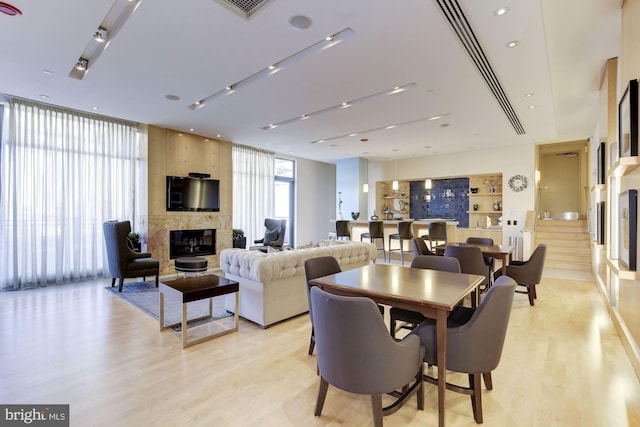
309, 263, 484, 315
436, 242, 514, 257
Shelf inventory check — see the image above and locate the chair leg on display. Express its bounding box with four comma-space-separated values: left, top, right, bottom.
370, 394, 383, 427
308, 327, 315, 355
390, 316, 397, 338
482, 372, 492, 390
118, 278, 124, 292
416, 362, 424, 410
469, 373, 483, 423
528, 285, 535, 306
155, 275, 159, 287
315, 377, 329, 416
111, 278, 116, 288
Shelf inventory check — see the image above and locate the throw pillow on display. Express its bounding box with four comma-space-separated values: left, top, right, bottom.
263, 228, 278, 245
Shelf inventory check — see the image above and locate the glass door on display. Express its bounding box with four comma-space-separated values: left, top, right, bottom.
275, 158, 295, 247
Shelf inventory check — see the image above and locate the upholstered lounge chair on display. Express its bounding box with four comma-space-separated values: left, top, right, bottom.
253, 218, 286, 252
103, 220, 159, 292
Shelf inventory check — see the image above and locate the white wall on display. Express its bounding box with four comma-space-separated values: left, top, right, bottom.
367, 144, 537, 245
285, 154, 336, 246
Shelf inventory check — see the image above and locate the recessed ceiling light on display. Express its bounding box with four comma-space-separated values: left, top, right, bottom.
330, 144, 337, 147
93, 27, 108, 43
494, 7, 509, 16
189, 128, 194, 132
440, 123, 450, 127
505, 41, 519, 48
216, 134, 221, 138
528, 105, 537, 109
349, 133, 357, 137
386, 125, 396, 130
75, 58, 88, 71
165, 94, 180, 101
92, 106, 99, 111
42, 70, 52, 76
524, 93, 534, 97
424, 146, 431, 149
392, 149, 399, 152
39, 94, 49, 99
360, 138, 368, 142
289, 15, 312, 30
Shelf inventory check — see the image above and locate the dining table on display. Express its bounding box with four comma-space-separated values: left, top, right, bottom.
435, 242, 515, 276
310, 263, 485, 427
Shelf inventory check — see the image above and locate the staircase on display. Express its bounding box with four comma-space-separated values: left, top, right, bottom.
535, 219, 591, 272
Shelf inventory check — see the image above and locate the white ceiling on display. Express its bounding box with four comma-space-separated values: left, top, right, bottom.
0, 0, 621, 163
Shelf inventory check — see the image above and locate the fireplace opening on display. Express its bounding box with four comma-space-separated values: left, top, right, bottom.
169, 229, 216, 259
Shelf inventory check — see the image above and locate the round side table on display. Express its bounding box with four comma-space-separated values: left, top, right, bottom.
174, 257, 208, 277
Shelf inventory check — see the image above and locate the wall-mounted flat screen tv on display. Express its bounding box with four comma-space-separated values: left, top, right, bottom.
166, 176, 220, 212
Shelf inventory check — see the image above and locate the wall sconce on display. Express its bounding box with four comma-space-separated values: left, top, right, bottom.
392, 180, 399, 191
362, 183, 369, 193
425, 179, 432, 190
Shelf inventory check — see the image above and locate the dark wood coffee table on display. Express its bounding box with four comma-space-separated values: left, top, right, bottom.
159, 274, 239, 348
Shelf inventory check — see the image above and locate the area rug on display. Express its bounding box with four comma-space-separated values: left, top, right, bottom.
105, 281, 231, 331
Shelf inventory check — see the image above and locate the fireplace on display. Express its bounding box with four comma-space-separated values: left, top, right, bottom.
169, 229, 216, 259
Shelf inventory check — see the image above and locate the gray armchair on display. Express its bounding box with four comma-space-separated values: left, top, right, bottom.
496, 244, 547, 306
103, 221, 159, 292
412, 276, 517, 424
310, 287, 425, 426
304, 256, 342, 356
253, 218, 286, 252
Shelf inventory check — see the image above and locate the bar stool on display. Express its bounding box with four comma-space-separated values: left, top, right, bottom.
360, 220, 385, 261
388, 221, 414, 265
335, 220, 351, 240
422, 221, 447, 251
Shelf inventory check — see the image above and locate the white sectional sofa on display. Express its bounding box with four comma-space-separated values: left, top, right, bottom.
219, 241, 378, 328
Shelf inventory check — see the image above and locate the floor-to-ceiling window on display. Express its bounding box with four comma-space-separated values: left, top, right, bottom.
0, 98, 138, 290
275, 158, 295, 247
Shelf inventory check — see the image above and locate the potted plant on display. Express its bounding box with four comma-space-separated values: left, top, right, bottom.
127, 231, 141, 252
233, 228, 246, 249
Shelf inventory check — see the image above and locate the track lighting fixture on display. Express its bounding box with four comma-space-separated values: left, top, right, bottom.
75, 58, 88, 71
93, 27, 108, 43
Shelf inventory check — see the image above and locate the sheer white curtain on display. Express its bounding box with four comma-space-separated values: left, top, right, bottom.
232, 144, 274, 244
0, 98, 138, 290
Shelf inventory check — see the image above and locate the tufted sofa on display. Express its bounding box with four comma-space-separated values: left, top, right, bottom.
219, 241, 378, 328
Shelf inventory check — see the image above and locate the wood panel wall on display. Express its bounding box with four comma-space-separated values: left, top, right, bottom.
145, 126, 233, 275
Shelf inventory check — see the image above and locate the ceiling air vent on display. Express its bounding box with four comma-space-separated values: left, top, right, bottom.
213, 0, 276, 19
434, 0, 525, 135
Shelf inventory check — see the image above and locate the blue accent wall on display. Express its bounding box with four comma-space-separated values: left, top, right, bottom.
409, 178, 469, 227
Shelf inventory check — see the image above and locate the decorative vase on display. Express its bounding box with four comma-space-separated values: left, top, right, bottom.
351, 212, 360, 220
473, 204, 478, 211
386, 211, 393, 220
371, 211, 379, 220
493, 200, 500, 211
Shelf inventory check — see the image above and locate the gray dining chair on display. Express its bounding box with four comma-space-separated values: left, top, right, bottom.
304, 256, 342, 355
310, 286, 425, 426
444, 244, 490, 300
411, 276, 517, 424
466, 237, 495, 286
389, 255, 461, 337
412, 237, 436, 256
495, 244, 547, 306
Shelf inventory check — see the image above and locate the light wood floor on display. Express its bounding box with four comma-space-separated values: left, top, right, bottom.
1, 266, 640, 426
